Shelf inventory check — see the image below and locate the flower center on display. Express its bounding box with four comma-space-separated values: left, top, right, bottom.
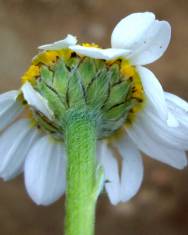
21, 48, 145, 139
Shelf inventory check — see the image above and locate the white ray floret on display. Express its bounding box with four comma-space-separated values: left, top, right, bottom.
115, 135, 143, 202
38, 34, 77, 51
0, 90, 23, 131
24, 136, 66, 205
98, 141, 120, 205
0, 119, 40, 180
21, 82, 54, 120
69, 46, 130, 60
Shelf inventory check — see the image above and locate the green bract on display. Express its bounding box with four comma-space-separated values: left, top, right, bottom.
33, 56, 139, 138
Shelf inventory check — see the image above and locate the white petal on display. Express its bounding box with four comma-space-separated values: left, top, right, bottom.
165, 92, 188, 112
21, 82, 54, 120
24, 136, 66, 205
140, 108, 188, 150
128, 21, 171, 65
38, 34, 77, 50
126, 117, 187, 169
0, 119, 40, 180
0, 90, 23, 131
70, 45, 130, 60
111, 12, 155, 49
111, 12, 171, 65
137, 66, 168, 121
165, 92, 188, 134
167, 112, 179, 128
98, 141, 120, 205
115, 134, 143, 202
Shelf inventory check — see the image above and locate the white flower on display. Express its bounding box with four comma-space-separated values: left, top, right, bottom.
0, 90, 23, 131
38, 34, 77, 51
0, 12, 187, 206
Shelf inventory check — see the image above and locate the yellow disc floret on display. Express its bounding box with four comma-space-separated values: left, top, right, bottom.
120, 59, 145, 127
21, 48, 73, 84
81, 43, 100, 48
21, 65, 40, 84
32, 51, 59, 66
121, 60, 136, 78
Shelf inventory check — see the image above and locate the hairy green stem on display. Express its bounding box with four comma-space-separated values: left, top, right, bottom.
64, 111, 98, 235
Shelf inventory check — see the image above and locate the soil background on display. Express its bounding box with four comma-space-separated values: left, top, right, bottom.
0, 0, 188, 235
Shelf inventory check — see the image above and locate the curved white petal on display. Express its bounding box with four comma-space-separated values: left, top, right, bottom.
111, 12, 155, 49
165, 92, 188, 140
167, 111, 179, 128
140, 108, 188, 150
115, 134, 143, 202
38, 34, 77, 50
21, 82, 54, 120
165, 92, 188, 112
128, 21, 171, 65
0, 90, 23, 131
98, 141, 120, 205
24, 136, 66, 205
126, 116, 187, 169
70, 45, 130, 60
0, 119, 40, 180
137, 66, 168, 121
165, 92, 188, 127
111, 12, 171, 65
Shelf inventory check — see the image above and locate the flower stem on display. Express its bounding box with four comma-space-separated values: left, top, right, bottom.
64, 111, 99, 235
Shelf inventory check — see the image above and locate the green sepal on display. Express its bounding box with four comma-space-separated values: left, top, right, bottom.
40, 66, 53, 85
86, 69, 111, 108
67, 72, 86, 108
78, 57, 98, 87
108, 63, 121, 85
66, 56, 80, 70
104, 80, 132, 110
53, 59, 69, 98
35, 82, 66, 118
104, 101, 133, 120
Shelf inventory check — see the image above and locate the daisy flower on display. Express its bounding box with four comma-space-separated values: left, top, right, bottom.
0, 11, 187, 211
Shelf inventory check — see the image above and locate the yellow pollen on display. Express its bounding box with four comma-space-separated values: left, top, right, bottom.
82, 42, 100, 48
32, 51, 59, 66
21, 65, 40, 84
57, 48, 72, 60
120, 60, 146, 127
121, 60, 135, 78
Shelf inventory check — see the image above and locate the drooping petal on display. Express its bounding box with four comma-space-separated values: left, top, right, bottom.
167, 111, 179, 128
21, 82, 54, 120
165, 92, 188, 112
126, 115, 187, 169
98, 141, 120, 205
0, 119, 40, 180
24, 136, 66, 205
38, 34, 77, 51
70, 45, 130, 60
0, 90, 23, 131
111, 12, 171, 65
140, 108, 188, 150
115, 134, 143, 202
137, 66, 168, 121
165, 92, 188, 128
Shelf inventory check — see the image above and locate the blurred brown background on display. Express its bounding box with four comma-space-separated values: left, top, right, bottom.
0, 0, 188, 234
